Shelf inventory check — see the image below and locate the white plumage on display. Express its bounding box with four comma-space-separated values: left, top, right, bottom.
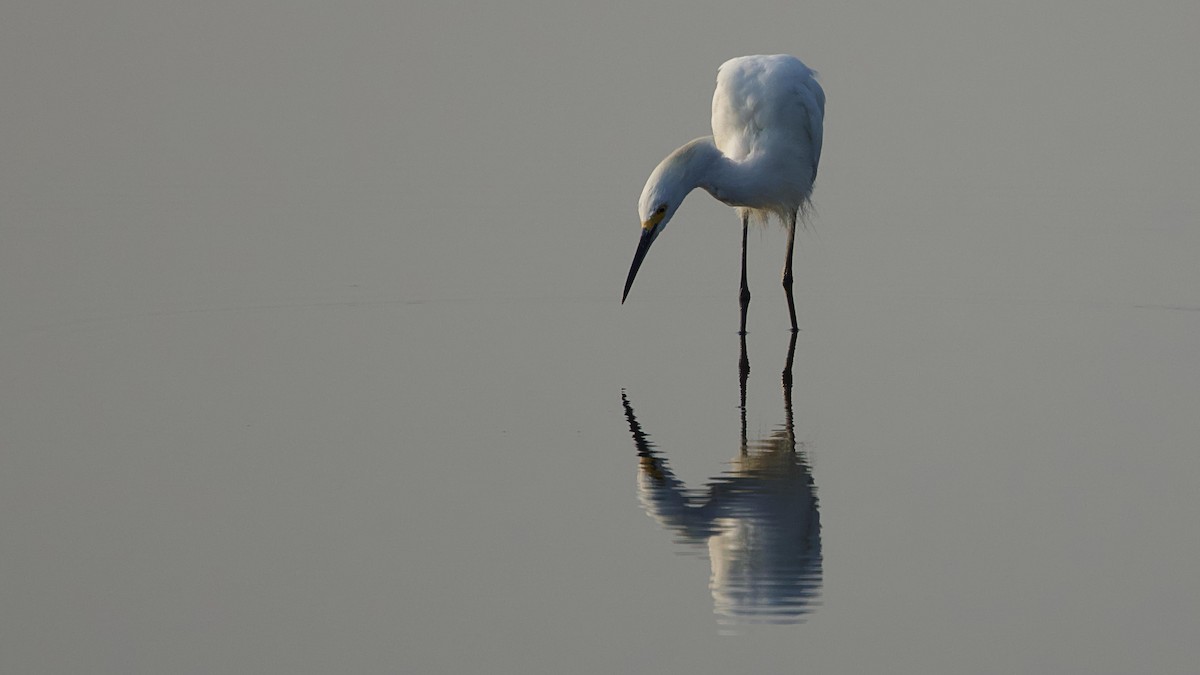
712, 55, 825, 220
623, 54, 825, 333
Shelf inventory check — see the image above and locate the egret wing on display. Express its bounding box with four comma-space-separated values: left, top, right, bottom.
712, 55, 824, 193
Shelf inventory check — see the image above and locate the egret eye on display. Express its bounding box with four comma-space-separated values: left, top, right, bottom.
655, 205, 667, 215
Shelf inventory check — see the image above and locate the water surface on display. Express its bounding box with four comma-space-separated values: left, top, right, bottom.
3, 1, 1200, 673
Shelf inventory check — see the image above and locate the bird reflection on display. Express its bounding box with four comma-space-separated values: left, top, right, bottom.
622, 333, 821, 626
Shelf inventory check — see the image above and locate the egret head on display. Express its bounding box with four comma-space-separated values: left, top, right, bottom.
623, 200, 674, 304
623, 143, 710, 303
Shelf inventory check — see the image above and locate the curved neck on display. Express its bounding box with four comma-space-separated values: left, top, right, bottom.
685, 138, 755, 207
641, 137, 760, 220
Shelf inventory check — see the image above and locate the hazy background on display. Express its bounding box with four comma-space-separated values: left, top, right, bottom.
3, 1, 1199, 673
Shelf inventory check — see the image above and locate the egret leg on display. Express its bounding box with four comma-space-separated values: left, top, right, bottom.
782, 330, 797, 444
738, 332, 749, 455
782, 212, 799, 332
739, 213, 751, 335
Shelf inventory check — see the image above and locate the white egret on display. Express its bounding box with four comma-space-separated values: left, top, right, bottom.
621, 54, 825, 333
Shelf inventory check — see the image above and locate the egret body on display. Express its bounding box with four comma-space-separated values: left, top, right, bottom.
622, 54, 825, 333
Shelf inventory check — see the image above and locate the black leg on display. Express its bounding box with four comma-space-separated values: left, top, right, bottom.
738, 331, 749, 455
782, 211, 799, 332
782, 329, 797, 442
739, 213, 751, 335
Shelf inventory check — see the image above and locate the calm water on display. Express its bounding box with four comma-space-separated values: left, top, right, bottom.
623, 333, 822, 631
4, 2, 1200, 673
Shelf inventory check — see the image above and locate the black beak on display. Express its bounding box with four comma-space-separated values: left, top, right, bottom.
622, 227, 658, 304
